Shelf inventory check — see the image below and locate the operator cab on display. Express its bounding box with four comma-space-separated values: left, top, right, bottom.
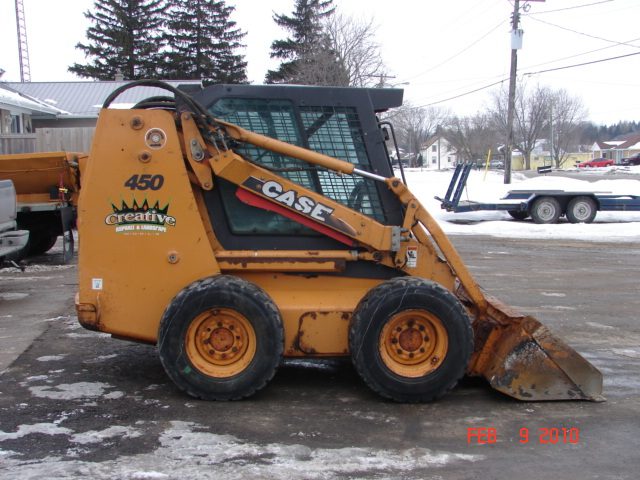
192, 84, 405, 251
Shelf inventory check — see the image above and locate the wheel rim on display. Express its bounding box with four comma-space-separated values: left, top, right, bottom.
185, 308, 256, 378
572, 201, 593, 221
536, 201, 557, 222
379, 310, 448, 378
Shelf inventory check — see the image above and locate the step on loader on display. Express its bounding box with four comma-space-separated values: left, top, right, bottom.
74, 80, 603, 402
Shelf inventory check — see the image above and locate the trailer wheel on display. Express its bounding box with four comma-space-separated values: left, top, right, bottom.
508, 210, 529, 221
530, 196, 561, 224
349, 278, 473, 402
566, 196, 597, 224
158, 275, 283, 400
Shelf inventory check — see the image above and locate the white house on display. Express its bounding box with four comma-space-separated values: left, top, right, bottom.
419, 135, 457, 170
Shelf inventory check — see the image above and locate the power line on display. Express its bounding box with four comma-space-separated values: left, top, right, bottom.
399, 20, 508, 83
519, 36, 640, 71
410, 49, 640, 109
526, 0, 614, 15
523, 51, 640, 76
415, 78, 508, 108
526, 16, 640, 49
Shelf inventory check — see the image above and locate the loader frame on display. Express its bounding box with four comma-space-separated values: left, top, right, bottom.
75, 81, 603, 402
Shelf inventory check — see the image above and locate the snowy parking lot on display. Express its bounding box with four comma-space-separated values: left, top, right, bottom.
1, 170, 639, 479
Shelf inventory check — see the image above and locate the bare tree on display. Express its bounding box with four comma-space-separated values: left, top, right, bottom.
549, 89, 588, 168
390, 104, 450, 166
324, 13, 385, 87
447, 113, 499, 164
490, 82, 550, 169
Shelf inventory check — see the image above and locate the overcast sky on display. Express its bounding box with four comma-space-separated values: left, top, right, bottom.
0, 0, 638, 125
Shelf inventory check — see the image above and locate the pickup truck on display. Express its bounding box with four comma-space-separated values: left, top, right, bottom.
621, 153, 640, 166
0, 180, 29, 260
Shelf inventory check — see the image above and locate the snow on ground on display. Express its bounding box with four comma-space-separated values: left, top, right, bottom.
0, 421, 484, 479
404, 167, 640, 242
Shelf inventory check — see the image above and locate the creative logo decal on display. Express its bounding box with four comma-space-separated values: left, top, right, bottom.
242, 177, 335, 223
145, 128, 167, 149
105, 199, 176, 234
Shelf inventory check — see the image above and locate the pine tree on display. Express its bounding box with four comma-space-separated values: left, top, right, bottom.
162, 0, 247, 84
266, 0, 335, 84
69, 0, 166, 80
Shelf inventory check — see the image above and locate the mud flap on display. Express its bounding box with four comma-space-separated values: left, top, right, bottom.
60, 205, 75, 263
466, 295, 604, 401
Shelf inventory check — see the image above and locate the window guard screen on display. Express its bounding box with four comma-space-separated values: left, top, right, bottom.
209, 98, 386, 235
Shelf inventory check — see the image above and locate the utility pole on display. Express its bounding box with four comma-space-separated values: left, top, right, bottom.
375, 73, 396, 88
549, 101, 554, 167
504, 0, 521, 184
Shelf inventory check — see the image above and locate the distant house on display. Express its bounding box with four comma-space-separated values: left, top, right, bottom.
3, 80, 202, 153
419, 135, 457, 170
592, 133, 640, 163
0, 83, 62, 154
509, 140, 591, 170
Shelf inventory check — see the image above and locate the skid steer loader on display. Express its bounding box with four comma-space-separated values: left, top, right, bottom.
74, 80, 602, 402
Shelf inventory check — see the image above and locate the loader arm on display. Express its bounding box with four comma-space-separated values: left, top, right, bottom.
181, 114, 488, 313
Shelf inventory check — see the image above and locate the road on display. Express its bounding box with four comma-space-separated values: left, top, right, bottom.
0, 236, 639, 479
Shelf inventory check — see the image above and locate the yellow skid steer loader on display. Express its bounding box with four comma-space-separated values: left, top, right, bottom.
72, 80, 602, 402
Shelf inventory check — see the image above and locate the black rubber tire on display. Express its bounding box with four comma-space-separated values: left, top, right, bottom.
349, 277, 473, 403
27, 229, 59, 256
508, 210, 529, 221
566, 196, 597, 224
158, 275, 284, 400
530, 196, 561, 224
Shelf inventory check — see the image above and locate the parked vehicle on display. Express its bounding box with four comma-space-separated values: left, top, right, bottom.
0, 180, 29, 260
621, 153, 640, 166
0, 152, 78, 262
578, 158, 614, 168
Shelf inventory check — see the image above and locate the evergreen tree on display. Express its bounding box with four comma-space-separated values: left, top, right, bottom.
69, 0, 166, 80
266, 0, 335, 84
162, 0, 247, 84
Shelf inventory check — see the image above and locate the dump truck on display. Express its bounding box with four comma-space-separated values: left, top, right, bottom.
13, 80, 603, 402
0, 152, 78, 261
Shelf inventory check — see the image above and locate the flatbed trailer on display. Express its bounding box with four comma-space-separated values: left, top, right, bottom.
436, 163, 640, 224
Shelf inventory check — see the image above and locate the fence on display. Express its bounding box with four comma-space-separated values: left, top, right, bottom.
0, 134, 37, 154
0, 128, 96, 155
35, 127, 95, 152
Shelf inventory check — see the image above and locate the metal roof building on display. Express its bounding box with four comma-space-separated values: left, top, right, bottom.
6, 80, 202, 120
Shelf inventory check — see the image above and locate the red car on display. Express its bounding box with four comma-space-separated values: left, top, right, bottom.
578, 158, 614, 168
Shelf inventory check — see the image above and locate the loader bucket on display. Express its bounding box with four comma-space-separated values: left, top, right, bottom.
466, 294, 604, 401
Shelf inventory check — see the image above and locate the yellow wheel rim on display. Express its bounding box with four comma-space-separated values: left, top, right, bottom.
185, 308, 256, 378
379, 309, 448, 378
